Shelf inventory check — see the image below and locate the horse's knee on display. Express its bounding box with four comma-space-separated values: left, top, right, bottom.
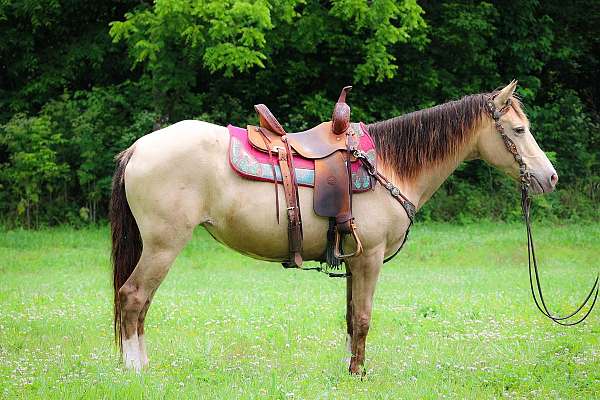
354, 312, 371, 336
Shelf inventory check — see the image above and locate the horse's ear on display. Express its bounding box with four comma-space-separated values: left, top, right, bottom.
494, 80, 518, 108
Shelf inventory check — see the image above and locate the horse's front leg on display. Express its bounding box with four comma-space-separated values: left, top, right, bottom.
347, 252, 383, 375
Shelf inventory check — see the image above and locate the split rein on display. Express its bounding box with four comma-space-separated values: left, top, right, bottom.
487, 97, 599, 326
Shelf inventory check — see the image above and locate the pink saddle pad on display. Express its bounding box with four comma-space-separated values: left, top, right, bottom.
228, 123, 376, 192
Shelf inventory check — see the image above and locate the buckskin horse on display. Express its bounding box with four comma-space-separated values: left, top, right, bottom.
110, 81, 562, 374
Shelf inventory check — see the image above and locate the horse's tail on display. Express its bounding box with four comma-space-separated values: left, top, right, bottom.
109, 146, 142, 352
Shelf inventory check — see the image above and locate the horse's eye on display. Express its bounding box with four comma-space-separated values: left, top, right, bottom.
514, 127, 525, 135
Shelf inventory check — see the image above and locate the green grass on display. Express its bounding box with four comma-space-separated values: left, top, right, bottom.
1, 222, 599, 399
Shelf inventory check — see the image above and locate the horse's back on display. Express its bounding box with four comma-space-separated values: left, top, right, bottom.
127, 120, 227, 171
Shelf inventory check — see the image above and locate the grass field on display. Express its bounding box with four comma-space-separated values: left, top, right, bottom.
1, 222, 599, 399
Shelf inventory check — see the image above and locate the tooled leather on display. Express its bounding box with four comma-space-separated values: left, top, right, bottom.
255, 104, 286, 136
313, 152, 350, 219
332, 103, 350, 135
277, 147, 303, 267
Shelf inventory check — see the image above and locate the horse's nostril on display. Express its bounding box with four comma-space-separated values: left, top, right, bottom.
550, 173, 558, 187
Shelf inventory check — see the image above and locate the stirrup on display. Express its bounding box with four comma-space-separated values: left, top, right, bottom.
333, 222, 363, 259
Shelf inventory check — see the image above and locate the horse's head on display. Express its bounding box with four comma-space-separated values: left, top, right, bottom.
476, 81, 558, 195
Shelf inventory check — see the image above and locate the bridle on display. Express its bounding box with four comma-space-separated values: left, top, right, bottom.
487, 95, 599, 325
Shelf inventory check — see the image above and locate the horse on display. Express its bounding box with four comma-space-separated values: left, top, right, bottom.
109, 81, 558, 374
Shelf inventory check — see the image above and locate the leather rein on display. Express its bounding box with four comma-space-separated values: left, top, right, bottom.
486, 96, 599, 325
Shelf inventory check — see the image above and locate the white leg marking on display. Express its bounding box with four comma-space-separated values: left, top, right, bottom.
346, 333, 352, 353
138, 334, 149, 367
123, 335, 142, 372
343, 333, 352, 366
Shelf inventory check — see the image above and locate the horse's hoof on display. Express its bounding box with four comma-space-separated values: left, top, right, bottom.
124, 360, 142, 373
348, 364, 365, 376
124, 354, 143, 373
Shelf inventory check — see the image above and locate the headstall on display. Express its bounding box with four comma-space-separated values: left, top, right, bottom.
487, 95, 598, 325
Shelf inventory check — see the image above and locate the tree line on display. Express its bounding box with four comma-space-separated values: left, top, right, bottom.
0, 0, 598, 227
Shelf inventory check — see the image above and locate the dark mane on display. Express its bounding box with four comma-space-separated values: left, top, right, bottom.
367, 93, 501, 180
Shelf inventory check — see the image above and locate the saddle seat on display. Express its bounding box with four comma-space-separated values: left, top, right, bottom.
247, 121, 355, 159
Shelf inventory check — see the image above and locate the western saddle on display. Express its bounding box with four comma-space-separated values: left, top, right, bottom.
248, 86, 363, 268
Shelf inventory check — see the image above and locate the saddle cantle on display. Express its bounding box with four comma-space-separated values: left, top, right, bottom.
228, 86, 377, 269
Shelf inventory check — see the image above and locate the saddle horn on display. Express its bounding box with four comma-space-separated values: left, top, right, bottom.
332, 86, 352, 135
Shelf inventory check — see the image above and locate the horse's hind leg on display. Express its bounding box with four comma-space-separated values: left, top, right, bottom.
119, 224, 193, 371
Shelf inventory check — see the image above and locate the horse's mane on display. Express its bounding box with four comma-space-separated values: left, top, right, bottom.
367, 92, 525, 180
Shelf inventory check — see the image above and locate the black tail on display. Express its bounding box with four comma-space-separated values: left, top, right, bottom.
109, 147, 142, 352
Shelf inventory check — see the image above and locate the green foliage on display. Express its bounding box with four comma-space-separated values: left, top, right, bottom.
330, 0, 426, 83
0, 83, 157, 226
0, 0, 135, 118
0, 114, 69, 227
528, 88, 599, 181
0, 0, 598, 226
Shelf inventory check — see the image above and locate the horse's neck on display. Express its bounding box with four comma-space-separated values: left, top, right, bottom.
386, 125, 483, 210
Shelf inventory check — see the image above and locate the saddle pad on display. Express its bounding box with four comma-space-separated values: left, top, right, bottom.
227, 123, 376, 192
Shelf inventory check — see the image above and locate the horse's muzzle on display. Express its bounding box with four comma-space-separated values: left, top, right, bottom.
529, 172, 558, 195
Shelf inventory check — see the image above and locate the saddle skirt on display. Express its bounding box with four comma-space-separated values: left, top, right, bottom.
227, 123, 377, 192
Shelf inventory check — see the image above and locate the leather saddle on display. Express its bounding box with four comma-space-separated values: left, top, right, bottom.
248, 86, 363, 268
